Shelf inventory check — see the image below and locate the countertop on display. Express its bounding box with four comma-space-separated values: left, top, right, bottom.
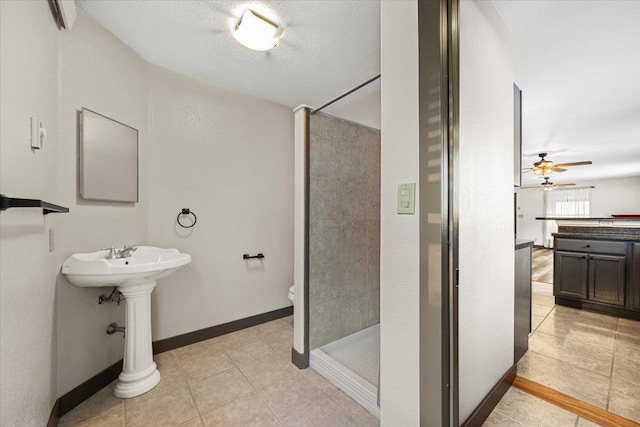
515, 239, 534, 250
536, 217, 640, 221
553, 226, 640, 242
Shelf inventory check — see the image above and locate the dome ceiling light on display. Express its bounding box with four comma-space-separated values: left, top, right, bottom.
233, 9, 284, 52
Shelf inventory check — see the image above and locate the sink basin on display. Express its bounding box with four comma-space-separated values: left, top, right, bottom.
62, 246, 191, 288
62, 246, 191, 399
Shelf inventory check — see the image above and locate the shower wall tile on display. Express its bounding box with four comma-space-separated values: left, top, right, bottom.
341, 181, 369, 220
340, 220, 369, 259
310, 136, 341, 180
309, 219, 340, 264
340, 259, 368, 298
309, 262, 341, 305
310, 177, 341, 221
309, 112, 381, 350
367, 221, 380, 259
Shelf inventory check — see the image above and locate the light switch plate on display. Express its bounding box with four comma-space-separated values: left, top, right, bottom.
397, 183, 416, 214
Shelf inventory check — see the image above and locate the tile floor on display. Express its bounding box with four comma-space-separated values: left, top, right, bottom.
532, 247, 553, 284
59, 316, 379, 427
484, 273, 640, 425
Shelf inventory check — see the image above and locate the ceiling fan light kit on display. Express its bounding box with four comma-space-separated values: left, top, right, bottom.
524, 153, 593, 176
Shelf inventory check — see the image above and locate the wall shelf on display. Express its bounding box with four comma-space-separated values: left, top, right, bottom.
0, 194, 69, 215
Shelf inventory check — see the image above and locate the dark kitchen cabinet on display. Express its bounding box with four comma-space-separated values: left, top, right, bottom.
554, 237, 640, 320
554, 251, 589, 299
588, 253, 626, 306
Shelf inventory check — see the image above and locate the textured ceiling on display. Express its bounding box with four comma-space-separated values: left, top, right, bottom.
78, 1, 638, 177
494, 0, 640, 185
77, 0, 380, 111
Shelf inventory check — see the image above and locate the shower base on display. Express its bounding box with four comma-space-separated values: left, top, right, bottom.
310, 323, 380, 419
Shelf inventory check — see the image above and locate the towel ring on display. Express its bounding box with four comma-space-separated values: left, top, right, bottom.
177, 208, 197, 228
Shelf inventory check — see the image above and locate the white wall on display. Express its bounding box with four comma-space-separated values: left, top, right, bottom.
516, 189, 544, 244
380, 1, 421, 424
458, 0, 515, 422
146, 65, 294, 340
55, 8, 149, 396
1, 3, 294, 422
517, 176, 640, 245
0, 1, 60, 424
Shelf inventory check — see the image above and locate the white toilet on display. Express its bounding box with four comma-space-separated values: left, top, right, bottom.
288, 285, 294, 305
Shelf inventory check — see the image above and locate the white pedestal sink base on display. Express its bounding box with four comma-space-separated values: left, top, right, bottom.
113, 281, 161, 399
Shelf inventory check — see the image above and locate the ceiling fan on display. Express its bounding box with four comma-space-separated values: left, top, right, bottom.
523, 153, 592, 176
521, 177, 576, 191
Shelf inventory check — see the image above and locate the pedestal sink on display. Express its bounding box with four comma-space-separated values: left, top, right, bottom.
62, 246, 191, 398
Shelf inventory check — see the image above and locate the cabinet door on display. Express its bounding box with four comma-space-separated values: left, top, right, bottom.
554, 251, 588, 299
588, 254, 626, 306
632, 243, 640, 311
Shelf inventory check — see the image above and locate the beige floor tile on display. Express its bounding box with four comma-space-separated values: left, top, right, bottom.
331, 390, 379, 427
155, 350, 179, 367
576, 417, 603, 426
200, 392, 279, 427
215, 329, 258, 349
262, 327, 294, 358
175, 339, 224, 363
536, 315, 617, 343
549, 306, 618, 326
482, 411, 524, 427
281, 396, 361, 427
301, 368, 339, 396
517, 351, 610, 408
225, 337, 275, 366
59, 411, 125, 427
531, 281, 554, 296
617, 317, 640, 331
251, 318, 291, 336
179, 350, 235, 383
532, 303, 554, 318
531, 314, 545, 332
124, 363, 188, 404
58, 381, 124, 426
256, 373, 328, 420
527, 331, 614, 376
189, 367, 254, 414
125, 385, 198, 427
608, 377, 640, 422
616, 321, 640, 347
179, 417, 204, 427
532, 293, 555, 307
238, 353, 300, 390
279, 315, 294, 329
493, 387, 577, 427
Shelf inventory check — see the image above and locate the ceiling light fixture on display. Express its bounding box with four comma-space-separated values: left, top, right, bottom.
233, 9, 283, 51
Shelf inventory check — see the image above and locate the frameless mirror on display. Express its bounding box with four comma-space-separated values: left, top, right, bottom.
80, 108, 138, 202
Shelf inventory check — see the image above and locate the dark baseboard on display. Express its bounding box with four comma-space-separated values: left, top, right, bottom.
556, 297, 640, 321
59, 359, 123, 417
47, 398, 61, 427
51, 305, 293, 423
291, 347, 308, 369
152, 306, 293, 354
462, 364, 517, 427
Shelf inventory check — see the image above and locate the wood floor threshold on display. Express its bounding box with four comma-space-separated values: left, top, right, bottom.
513, 376, 640, 427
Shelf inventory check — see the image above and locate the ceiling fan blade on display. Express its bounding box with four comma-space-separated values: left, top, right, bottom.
552, 183, 576, 188
553, 161, 592, 168
550, 167, 568, 172
522, 168, 534, 173
520, 185, 542, 189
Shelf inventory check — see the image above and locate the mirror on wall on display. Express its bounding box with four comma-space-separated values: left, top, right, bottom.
80, 108, 138, 202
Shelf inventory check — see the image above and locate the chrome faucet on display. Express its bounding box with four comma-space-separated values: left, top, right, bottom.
118, 244, 137, 258
102, 245, 137, 259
